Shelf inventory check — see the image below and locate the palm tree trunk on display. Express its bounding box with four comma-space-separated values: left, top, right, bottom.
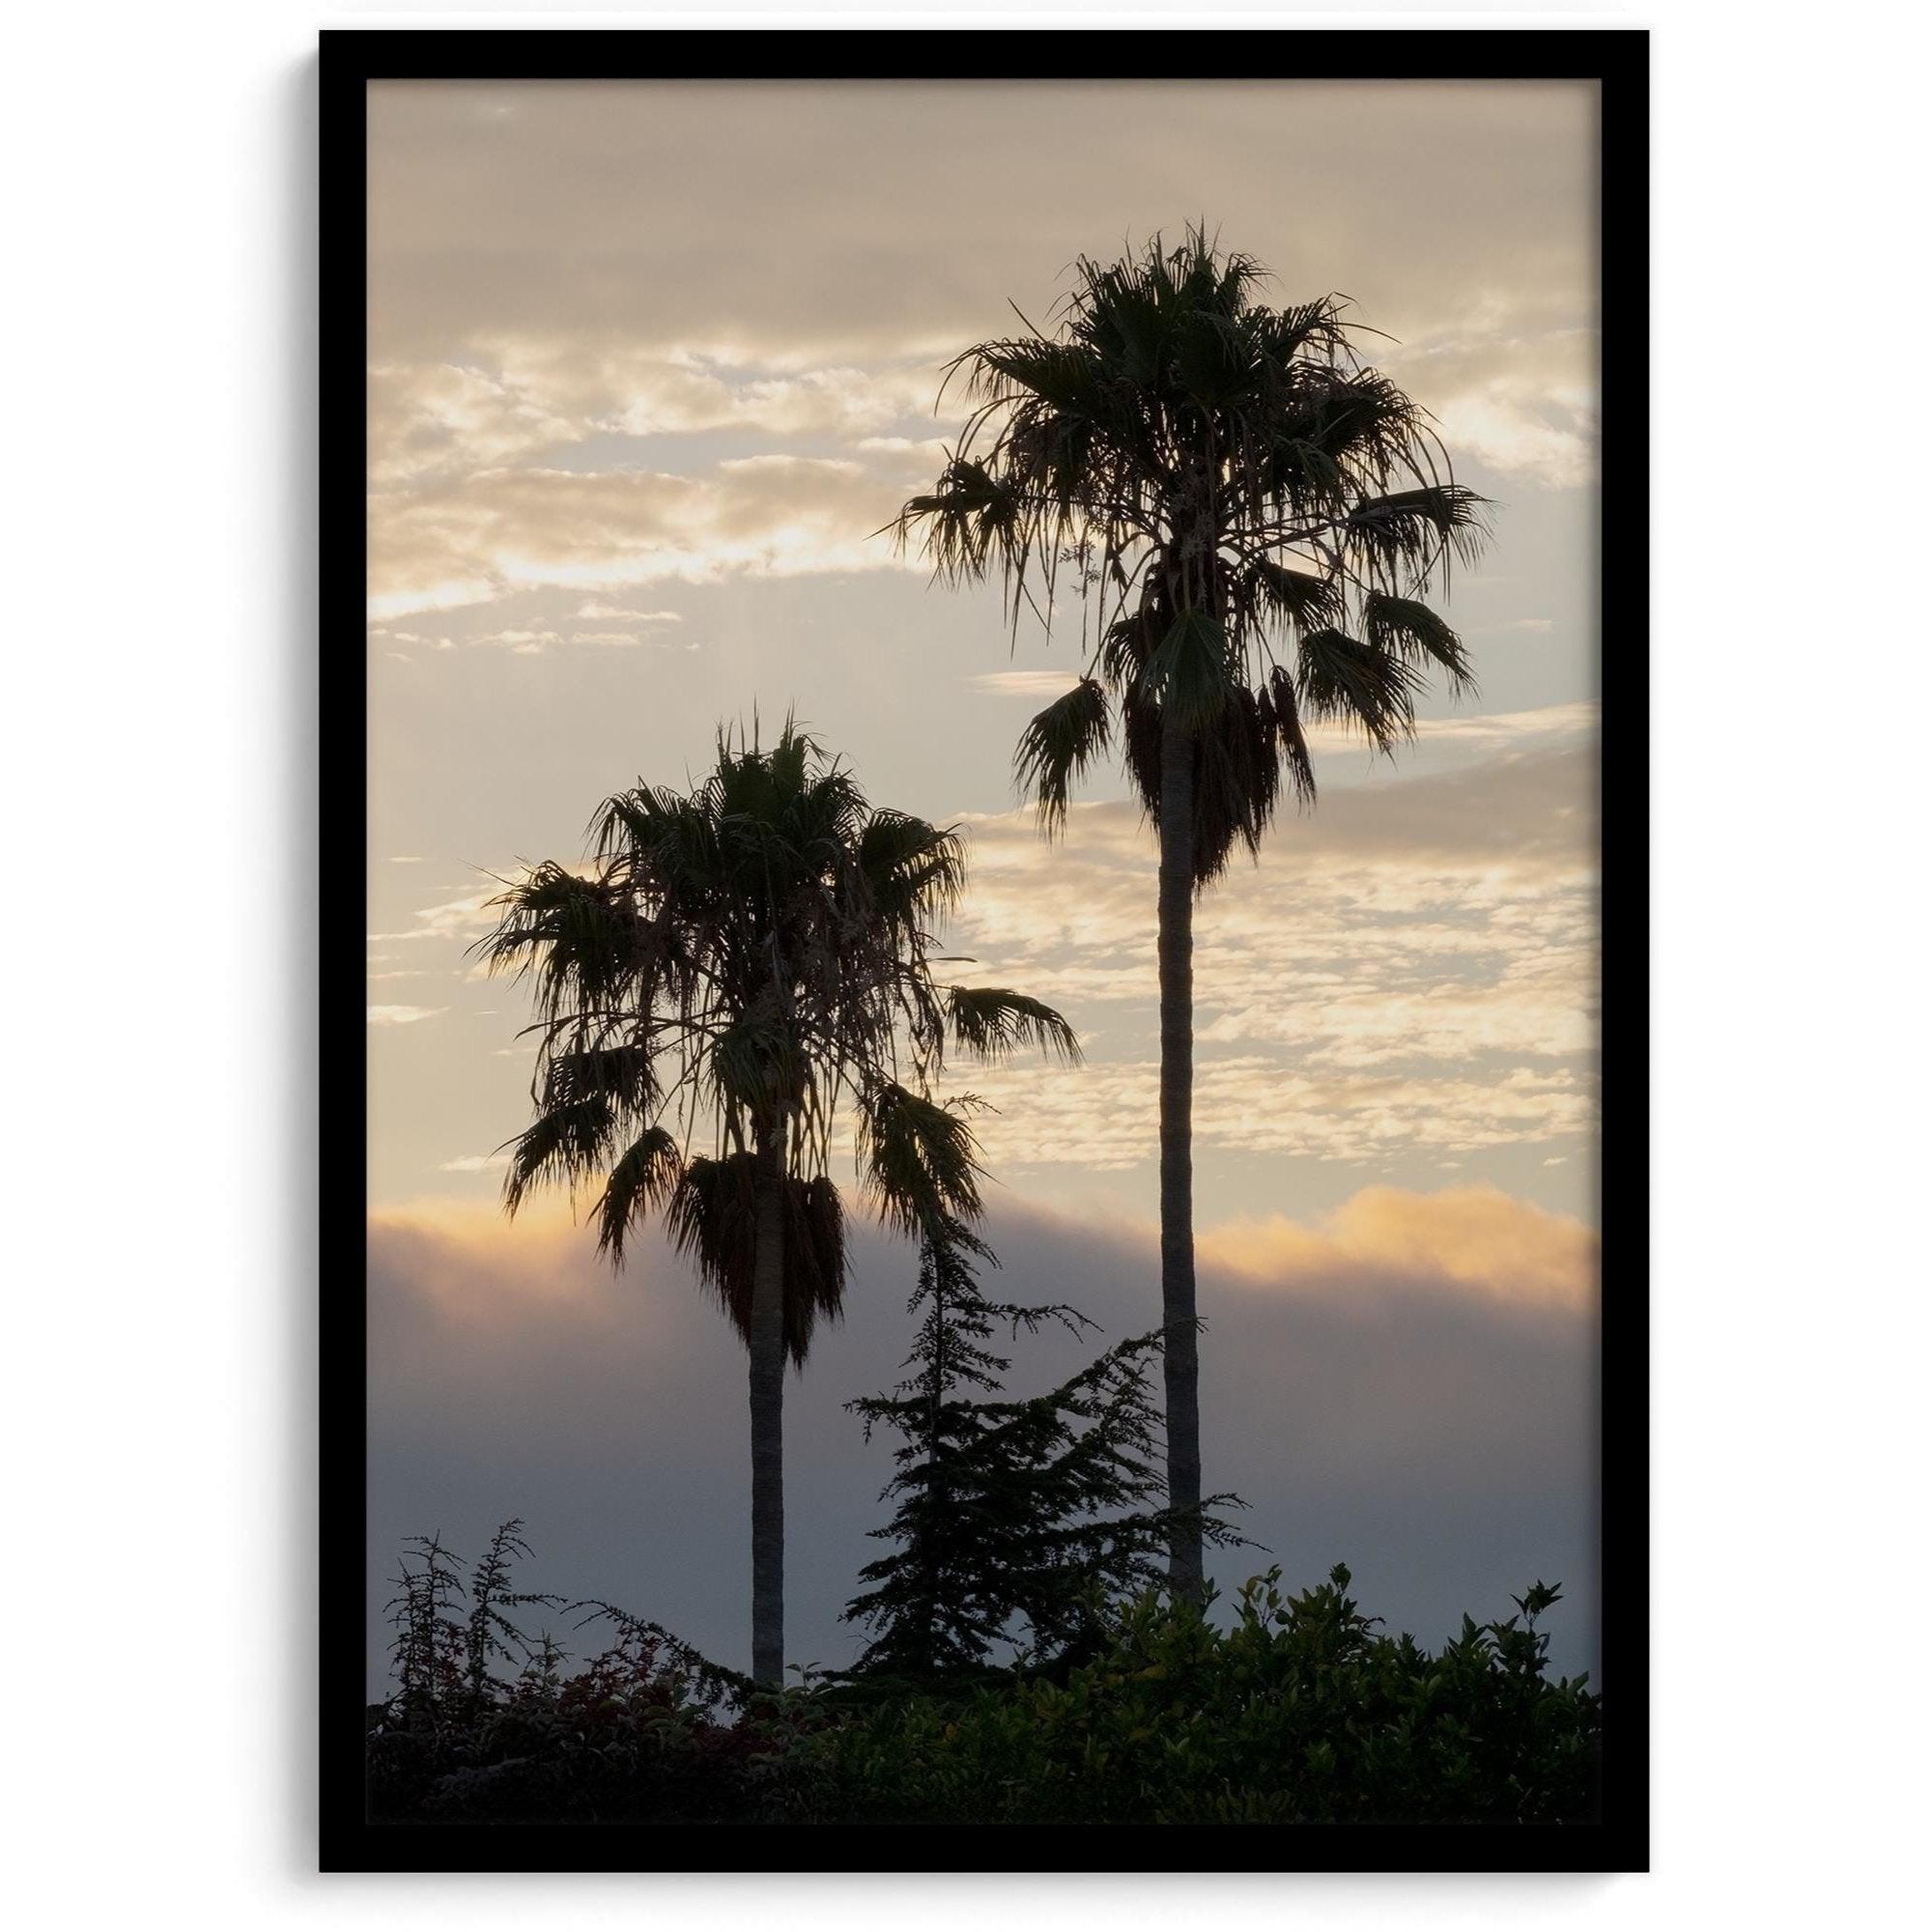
1157, 701, 1205, 1600
748, 1129, 786, 1686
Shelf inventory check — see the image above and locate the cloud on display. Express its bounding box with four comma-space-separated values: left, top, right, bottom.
361, 81, 1598, 625
365, 577, 501, 624
963, 1060, 1594, 1173
366, 892, 496, 946
372, 742, 1598, 1179
1383, 321, 1598, 490
856, 434, 952, 457
469, 627, 560, 653
968, 669, 1083, 699
582, 351, 941, 440
438, 1152, 508, 1174
575, 602, 681, 623
1293, 699, 1598, 767
368, 455, 916, 618
935, 745, 1598, 1171
570, 630, 699, 650
366, 1184, 1598, 1690
367, 1005, 447, 1027
367, 79, 1596, 373
1199, 1184, 1596, 1310
368, 342, 947, 492
367, 358, 578, 486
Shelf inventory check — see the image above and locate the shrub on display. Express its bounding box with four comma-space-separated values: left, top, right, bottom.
789, 1568, 1599, 1825
365, 1527, 1599, 1826
369, 1520, 820, 1823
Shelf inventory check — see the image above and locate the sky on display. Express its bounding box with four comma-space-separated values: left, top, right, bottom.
364, 77, 1603, 1688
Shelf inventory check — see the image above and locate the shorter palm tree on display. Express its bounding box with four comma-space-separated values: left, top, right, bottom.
477, 723, 1078, 1685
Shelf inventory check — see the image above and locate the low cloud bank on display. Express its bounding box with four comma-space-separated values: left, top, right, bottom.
368, 1185, 1598, 1694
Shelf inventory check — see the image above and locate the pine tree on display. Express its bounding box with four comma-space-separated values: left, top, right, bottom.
844, 1220, 1239, 1679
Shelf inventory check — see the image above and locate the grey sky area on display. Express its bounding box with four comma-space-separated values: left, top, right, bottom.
370, 1196, 1599, 1694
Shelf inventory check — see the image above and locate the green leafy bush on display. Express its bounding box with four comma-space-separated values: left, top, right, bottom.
791, 1567, 1599, 1825
366, 1528, 1599, 1826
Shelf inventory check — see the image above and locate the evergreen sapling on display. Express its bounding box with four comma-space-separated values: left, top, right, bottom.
844, 1218, 1242, 1678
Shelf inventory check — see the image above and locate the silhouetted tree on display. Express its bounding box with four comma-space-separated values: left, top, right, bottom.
478, 724, 1078, 1683
845, 1216, 1237, 1677
895, 229, 1490, 1594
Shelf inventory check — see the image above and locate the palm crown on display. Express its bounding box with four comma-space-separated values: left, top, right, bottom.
477, 722, 1078, 1352
895, 226, 1490, 868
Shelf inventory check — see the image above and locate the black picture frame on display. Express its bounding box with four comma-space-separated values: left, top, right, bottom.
321, 25, 1649, 1875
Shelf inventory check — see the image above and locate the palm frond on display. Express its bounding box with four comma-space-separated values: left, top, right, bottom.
859, 810, 967, 925
1262, 664, 1317, 809
1247, 558, 1346, 637
502, 1095, 619, 1216
708, 1007, 804, 1121
1187, 682, 1281, 885
1098, 606, 1159, 690
1013, 678, 1112, 835
1346, 484, 1491, 586
1119, 678, 1294, 887
946, 986, 1082, 1065
891, 456, 1028, 582
860, 1085, 985, 1239
1296, 627, 1424, 754
665, 1154, 847, 1366
539, 1042, 655, 1116
1172, 305, 1262, 410
473, 863, 639, 1024
592, 1125, 684, 1263
1143, 608, 1236, 729
1363, 591, 1477, 697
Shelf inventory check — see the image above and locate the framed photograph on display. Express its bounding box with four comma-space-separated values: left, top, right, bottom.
324, 27, 1648, 1871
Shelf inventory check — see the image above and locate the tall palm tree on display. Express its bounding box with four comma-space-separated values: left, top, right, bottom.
894, 229, 1489, 1598
476, 723, 1077, 1685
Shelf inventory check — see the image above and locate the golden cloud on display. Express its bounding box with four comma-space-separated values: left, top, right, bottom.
367, 1199, 637, 1341
1199, 1184, 1597, 1311
373, 1179, 1593, 1342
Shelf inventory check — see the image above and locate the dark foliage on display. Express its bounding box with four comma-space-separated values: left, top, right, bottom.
795, 1569, 1600, 1826
663, 1151, 847, 1366
367, 1529, 1600, 1827
842, 1220, 1242, 1678
476, 722, 1077, 1270
894, 227, 1491, 885
370, 1522, 790, 1825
